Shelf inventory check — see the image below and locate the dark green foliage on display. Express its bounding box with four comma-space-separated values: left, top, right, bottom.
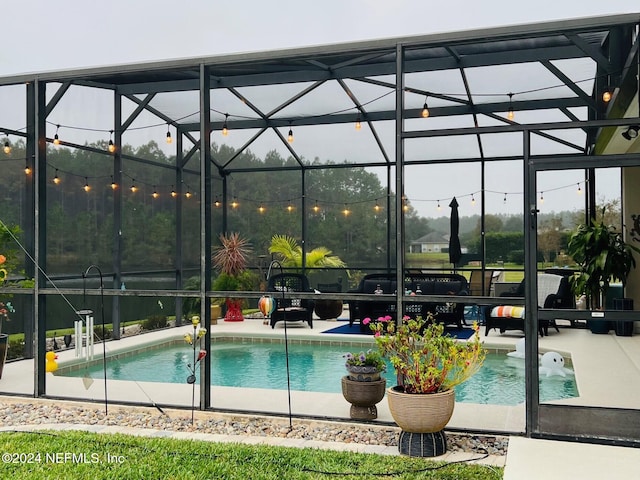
141, 315, 168, 331
6, 338, 25, 360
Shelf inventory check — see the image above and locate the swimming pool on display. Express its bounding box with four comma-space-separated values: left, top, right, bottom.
59, 339, 578, 406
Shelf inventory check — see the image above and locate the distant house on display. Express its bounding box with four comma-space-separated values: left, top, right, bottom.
410, 232, 467, 255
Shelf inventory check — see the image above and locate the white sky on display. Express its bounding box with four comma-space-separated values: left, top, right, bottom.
0, 1, 635, 218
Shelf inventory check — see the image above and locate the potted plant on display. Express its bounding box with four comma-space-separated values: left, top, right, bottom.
211, 233, 258, 322
367, 315, 486, 456
341, 349, 387, 419
567, 210, 639, 335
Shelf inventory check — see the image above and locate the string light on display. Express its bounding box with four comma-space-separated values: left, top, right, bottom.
83, 177, 90, 192
214, 198, 221, 207
355, 114, 362, 130
577, 183, 582, 195
287, 126, 294, 144
286, 201, 294, 213
53, 125, 61, 146
421, 96, 430, 118
185, 190, 192, 199
24, 161, 31, 175
507, 93, 514, 121
342, 204, 350, 216
231, 197, 238, 208
437, 200, 441, 211
53, 169, 61, 184
222, 114, 229, 136
165, 124, 172, 144
110, 176, 117, 190
503, 193, 507, 204
171, 187, 177, 198
258, 204, 265, 213
602, 89, 612, 103
540, 192, 544, 203
130, 181, 138, 193
471, 194, 476, 206
374, 200, 381, 213
313, 201, 320, 213
152, 186, 159, 199
108, 130, 116, 153
3, 139, 11, 154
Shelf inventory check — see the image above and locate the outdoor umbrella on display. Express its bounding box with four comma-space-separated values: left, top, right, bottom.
449, 197, 462, 266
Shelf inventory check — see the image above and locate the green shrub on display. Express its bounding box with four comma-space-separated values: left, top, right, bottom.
141, 315, 168, 331
6, 338, 25, 360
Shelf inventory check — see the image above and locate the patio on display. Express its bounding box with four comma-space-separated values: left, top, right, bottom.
2, 310, 639, 435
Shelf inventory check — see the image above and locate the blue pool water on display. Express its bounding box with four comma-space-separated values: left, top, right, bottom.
61, 341, 578, 406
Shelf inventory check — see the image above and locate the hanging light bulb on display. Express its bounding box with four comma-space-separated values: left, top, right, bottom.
130, 181, 138, 193
214, 198, 221, 207
110, 176, 117, 190
53, 169, 61, 184
287, 202, 294, 213
3, 139, 11, 154
313, 201, 320, 213
166, 124, 172, 144
231, 197, 238, 208
108, 130, 116, 153
83, 177, 90, 192
471, 194, 476, 206
152, 187, 159, 199
355, 114, 362, 130
577, 183, 582, 195
342, 204, 350, 216
185, 190, 192, 199
507, 93, 514, 121
374, 200, 381, 213
24, 162, 31, 175
503, 193, 507, 204
287, 126, 294, 143
171, 187, 177, 198
540, 192, 544, 203
602, 89, 612, 103
53, 125, 61, 146
222, 114, 229, 136
421, 96, 430, 118
437, 200, 441, 211
258, 204, 265, 213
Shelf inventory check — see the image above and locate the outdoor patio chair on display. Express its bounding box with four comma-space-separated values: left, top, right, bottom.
267, 273, 315, 329
484, 273, 568, 336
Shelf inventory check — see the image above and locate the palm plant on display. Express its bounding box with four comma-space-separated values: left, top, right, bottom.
268, 234, 346, 269
567, 209, 639, 309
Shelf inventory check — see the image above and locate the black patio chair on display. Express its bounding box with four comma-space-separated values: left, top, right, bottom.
267, 273, 315, 329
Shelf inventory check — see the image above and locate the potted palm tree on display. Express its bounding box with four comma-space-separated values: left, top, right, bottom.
567, 210, 639, 335
268, 235, 346, 319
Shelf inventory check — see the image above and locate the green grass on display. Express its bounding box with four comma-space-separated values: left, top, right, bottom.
0, 430, 503, 479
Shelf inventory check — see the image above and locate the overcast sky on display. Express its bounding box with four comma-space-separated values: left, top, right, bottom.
1, 1, 635, 218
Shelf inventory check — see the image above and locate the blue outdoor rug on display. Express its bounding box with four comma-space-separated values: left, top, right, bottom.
322, 322, 476, 340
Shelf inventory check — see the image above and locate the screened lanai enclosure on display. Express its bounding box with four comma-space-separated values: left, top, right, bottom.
1, 14, 639, 446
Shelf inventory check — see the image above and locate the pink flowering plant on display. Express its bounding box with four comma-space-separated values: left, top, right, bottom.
366, 314, 486, 394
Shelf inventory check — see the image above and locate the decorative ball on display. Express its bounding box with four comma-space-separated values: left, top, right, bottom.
258, 296, 276, 317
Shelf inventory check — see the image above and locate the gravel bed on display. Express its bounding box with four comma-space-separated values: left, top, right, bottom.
0, 399, 509, 457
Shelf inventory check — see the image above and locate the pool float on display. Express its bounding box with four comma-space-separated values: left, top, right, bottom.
45, 351, 58, 373
539, 351, 574, 378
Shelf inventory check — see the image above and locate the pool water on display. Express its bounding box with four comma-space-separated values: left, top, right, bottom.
61, 341, 578, 406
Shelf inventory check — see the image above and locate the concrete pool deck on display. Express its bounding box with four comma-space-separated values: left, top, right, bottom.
2, 314, 640, 478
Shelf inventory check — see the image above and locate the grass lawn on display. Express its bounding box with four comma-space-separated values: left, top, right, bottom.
0, 430, 503, 479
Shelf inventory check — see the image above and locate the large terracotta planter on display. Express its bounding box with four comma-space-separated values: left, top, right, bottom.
341, 376, 386, 420
387, 386, 455, 433
210, 304, 222, 325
